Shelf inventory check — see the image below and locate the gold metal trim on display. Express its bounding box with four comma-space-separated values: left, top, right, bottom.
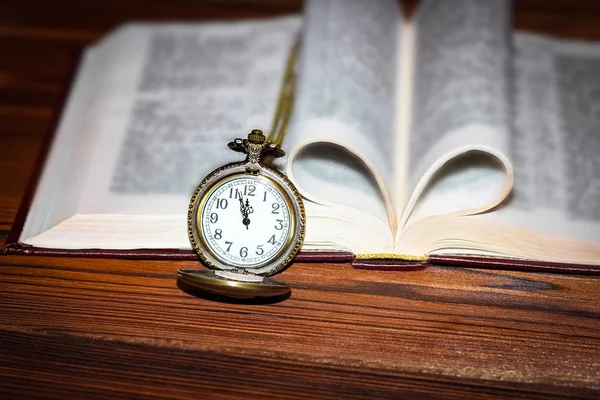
355, 253, 428, 261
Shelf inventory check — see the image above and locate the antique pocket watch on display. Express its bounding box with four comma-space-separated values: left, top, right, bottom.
178, 129, 305, 298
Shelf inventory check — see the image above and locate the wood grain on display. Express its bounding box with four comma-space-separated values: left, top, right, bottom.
1, 256, 600, 398
1, 0, 600, 398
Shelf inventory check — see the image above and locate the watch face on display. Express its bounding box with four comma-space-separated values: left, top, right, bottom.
198, 174, 294, 269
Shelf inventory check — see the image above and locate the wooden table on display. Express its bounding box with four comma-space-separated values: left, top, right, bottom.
1, 1, 600, 398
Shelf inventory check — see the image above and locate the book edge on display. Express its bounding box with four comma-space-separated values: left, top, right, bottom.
2, 243, 355, 262
429, 254, 600, 275
4, 48, 84, 254
5, 240, 600, 274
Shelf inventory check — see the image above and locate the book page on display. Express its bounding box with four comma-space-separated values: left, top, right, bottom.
484, 32, 600, 243
398, 0, 514, 233
22, 17, 301, 249
77, 18, 301, 216
20, 48, 103, 241
285, 0, 401, 229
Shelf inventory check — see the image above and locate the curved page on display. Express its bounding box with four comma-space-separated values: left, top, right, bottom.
404, 150, 512, 231
397, 0, 514, 238
286, 0, 401, 232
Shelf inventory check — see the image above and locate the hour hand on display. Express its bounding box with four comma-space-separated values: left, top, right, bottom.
239, 196, 252, 229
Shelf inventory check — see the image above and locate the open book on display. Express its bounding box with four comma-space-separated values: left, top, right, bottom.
6, 0, 600, 272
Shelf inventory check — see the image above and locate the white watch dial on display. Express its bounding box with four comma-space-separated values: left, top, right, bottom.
200, 175, 293, 268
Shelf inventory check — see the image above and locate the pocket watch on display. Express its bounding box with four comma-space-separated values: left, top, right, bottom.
178, 129, 305, 299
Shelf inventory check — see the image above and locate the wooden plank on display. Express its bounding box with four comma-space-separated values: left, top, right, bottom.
0, 257, 599, 394
1, 329, 595, 400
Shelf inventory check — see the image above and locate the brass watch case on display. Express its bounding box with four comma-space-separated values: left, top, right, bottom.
188, 159, 305, 277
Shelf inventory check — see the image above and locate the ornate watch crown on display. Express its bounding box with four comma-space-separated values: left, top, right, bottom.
247, 129, 266, 144
227, 129, 286, 166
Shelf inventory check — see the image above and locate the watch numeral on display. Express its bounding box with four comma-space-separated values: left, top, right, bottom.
209, 212, 218, 223
214, 229, 223, 240
240, 247, 248, 258
256, 245, 264, 255
225, 241, 233, 251
268, 235, 276, 245
274, 219, 284, 230
245, 185, 256, 196
216, 198, 228, 209
271, 203, 280, 214
263, 192, 267, 202
229, 188, 240, 199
